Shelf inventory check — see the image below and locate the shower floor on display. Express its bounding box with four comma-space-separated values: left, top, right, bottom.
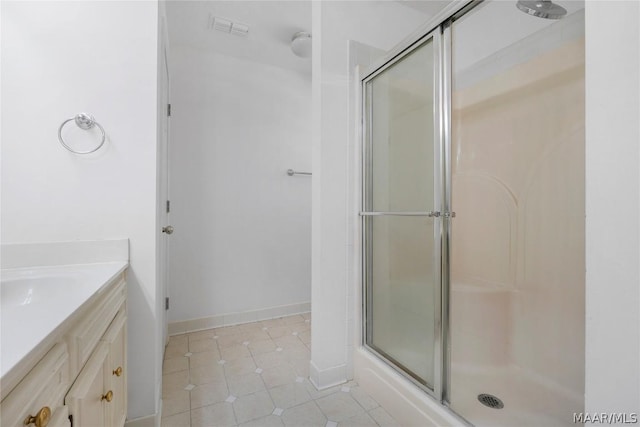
449, 363, 583, 427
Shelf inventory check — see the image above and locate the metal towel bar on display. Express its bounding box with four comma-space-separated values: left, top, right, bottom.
287, 169, 312, 176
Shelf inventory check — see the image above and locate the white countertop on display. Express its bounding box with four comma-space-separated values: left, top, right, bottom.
0, 261, 128, 378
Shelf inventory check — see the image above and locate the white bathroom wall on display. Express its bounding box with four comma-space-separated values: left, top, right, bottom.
1, 1, 161, 421
585, 0, 640, 415
311, 1, 432, 388
167, 47, 312, 325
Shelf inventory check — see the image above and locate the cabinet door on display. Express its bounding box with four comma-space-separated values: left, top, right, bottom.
102, 310, 127, 427
49, 406, 71, 427
1, 344, 69, 427
66, 343, 109, 426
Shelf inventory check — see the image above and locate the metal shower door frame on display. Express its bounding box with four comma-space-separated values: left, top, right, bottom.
359, 0, 478, 405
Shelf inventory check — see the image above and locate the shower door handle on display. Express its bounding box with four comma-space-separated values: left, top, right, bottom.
359, 211, 442, 217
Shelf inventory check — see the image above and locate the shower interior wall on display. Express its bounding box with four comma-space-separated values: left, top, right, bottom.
449, 7, 585, 424
167, 46, 312, 328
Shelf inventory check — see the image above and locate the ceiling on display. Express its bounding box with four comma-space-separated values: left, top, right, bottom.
166, 1, 313, 74
166, 0, 584, 77
165, 1, 451, 74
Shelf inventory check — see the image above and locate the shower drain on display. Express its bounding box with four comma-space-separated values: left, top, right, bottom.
477, 394, 504, 409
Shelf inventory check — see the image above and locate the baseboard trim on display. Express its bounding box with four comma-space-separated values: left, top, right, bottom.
168, 302, 311, 335
309, 360, 348, 390
124, 413, 158, 427
354, 348, 463, 427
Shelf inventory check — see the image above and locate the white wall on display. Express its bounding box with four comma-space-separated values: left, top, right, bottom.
167, 46, 312, 324
311, 1, 431, 388
1, 1, 161, 420
585, 0, 640, 415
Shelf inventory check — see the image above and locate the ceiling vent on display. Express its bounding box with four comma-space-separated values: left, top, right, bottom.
208, 15, 249, 37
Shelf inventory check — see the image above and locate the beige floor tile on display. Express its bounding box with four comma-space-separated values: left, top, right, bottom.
305, 383, 342, 400
220, 344, 252, 361
248, 339, 277, 356
298, 330, 311, 344
368, 407, 400, 427
189, 329, 216, 342
282, 348, 310, 363
316, 393, 365, 422
168, 335, 189, 348
281, 401, 327, 427
163, 317, 393, 427
280, 315, 305, 325
301, 312, 311, 320
349, 387, 379, 411
214, 325, 242, 337
217, 333, 247, 349
189, 350, 221, 368
338, 412, 378, 427
268, 382, 312, 409
288, 359, 310, 377
161, 410, 190, 427
189, 338, 217, 353
191, 381, 229, 410
239, 414, 285, 427
261, 365, 297, 389
253, 351, 287, 369
163, 370, 190, 396
164, 356, 189, 375
191, 402, 236, 427
273, 335, 301, 347
190, 364, 225, 386
267, 326, 293, 339
227, 372, 266, 396
290, 323, 311, 335
165, 345, 189, 360
261, 318, 286, 329
224, 356, 257, 377
163, 390, 191, 417
233, 390, 275, 424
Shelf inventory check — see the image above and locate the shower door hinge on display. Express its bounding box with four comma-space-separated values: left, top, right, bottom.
165, 297, 170, 310
167, 103, 172, 117
166, 200, 171, 213
443, 211, 456, 218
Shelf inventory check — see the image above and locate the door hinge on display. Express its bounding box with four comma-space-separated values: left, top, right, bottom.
165, 297, 170, 310
166, 200, 171, 213
167, 103, 172, 117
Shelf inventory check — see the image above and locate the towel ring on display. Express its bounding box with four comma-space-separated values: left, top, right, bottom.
58, 113, 106, 154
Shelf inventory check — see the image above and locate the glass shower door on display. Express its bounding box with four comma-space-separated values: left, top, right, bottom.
362, 33, 441, 393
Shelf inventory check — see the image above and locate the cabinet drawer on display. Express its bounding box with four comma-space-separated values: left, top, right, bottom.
1, 343, 69, 427
67, 277, 125, 373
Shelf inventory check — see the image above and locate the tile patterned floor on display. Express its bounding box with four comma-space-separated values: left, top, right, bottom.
161, 313, 399, 427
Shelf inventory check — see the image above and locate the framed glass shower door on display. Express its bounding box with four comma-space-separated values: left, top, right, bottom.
361, 31, 443, 395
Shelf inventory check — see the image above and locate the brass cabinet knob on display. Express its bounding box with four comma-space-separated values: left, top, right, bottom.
101, 390, 114, 403
113, 366, 123, 377
24, 406, 51, 427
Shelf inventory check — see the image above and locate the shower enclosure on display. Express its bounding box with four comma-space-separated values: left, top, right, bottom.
360, 1, 584, 425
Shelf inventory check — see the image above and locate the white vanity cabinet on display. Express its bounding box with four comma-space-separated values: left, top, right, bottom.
0, 269, 127, 427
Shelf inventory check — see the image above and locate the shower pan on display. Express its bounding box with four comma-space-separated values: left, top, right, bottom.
359, 1, 585, 425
